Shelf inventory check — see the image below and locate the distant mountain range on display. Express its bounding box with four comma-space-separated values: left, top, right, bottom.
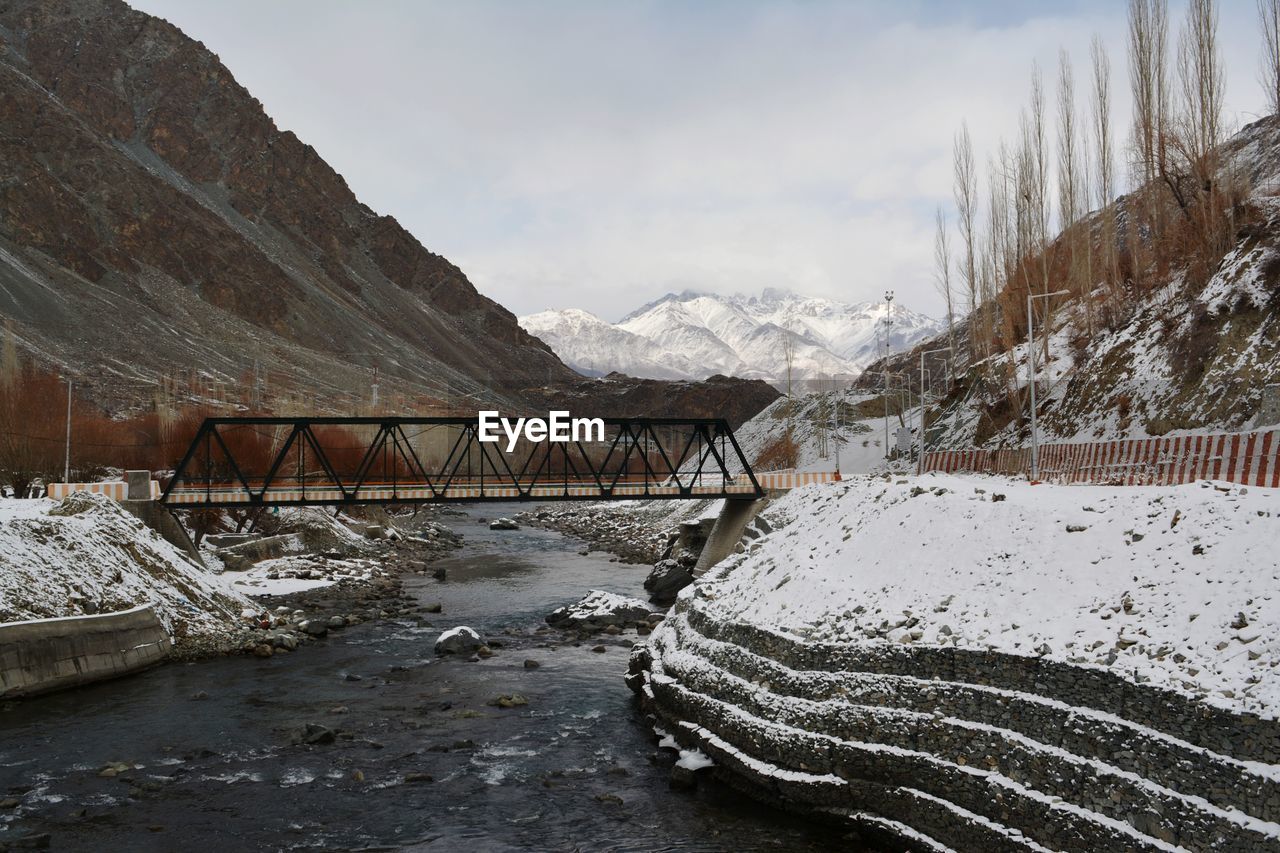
520, 289, 942, 382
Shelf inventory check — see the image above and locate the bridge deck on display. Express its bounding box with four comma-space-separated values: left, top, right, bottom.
163, 479, 760, 505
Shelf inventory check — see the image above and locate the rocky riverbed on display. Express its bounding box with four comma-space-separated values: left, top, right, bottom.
174, 513, 465, 661
517, 501, 692, 564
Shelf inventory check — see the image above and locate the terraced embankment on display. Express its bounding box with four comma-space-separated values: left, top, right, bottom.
630, 596, 1280, 851
627, 476, 1280, 851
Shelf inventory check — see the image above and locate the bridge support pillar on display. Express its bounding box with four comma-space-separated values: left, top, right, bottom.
120, 500, 205, 567
693, 498, 767, 578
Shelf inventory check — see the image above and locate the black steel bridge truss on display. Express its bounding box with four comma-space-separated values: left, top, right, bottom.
160, 417, 762, 507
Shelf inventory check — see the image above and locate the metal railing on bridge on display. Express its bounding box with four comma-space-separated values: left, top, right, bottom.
160, 417, 763, 507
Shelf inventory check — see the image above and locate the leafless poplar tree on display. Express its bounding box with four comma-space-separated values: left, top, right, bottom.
1057, 50, 1084, 329
1128, 0, 1170, 276
1024, 65, 1053, 361
1176, 0, 1224, 230
1091, 34, 1121, 314
1260, 0, 1280, 115
933, 206, 955, 359
953, 122, 979, 363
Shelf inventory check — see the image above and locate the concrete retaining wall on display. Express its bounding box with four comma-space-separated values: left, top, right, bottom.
0, 605, 172, 698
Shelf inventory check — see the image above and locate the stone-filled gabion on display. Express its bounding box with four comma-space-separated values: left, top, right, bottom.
629, 595, 1280, 853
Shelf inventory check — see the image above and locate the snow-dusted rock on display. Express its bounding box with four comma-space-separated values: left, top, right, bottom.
434, 626, 483, 655
489, 518, 520, 531
545, 590, 654, 629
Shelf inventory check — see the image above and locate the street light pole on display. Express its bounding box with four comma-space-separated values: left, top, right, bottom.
882, 290, 894, 458
917, 346, 952, 475
64, 378, 72, 483
1026, 290, 1070, 481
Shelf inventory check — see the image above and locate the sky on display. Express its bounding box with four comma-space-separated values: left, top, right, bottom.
133, 0, 1269, 322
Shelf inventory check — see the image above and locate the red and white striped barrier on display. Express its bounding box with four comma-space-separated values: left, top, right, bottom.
922, 427, 1280, 487
47, 481, 162, 500
754, 469, 841, 491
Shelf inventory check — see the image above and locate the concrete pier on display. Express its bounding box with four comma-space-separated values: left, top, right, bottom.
693, 498, 766, 577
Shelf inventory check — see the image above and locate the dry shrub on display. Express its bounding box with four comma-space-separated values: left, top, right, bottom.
755, 431, 799, 471
1115, 393, 1132, 419
1169, 302, 1219, 382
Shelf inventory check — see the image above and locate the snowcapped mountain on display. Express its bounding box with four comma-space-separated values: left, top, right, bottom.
517, 309, 704, 379
520, 289, 942, 383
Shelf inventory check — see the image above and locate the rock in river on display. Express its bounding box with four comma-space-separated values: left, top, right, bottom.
644, 558, 695, 605
545, 590, 654, 630
434, 626, 483, 655
489, 518, 520, 530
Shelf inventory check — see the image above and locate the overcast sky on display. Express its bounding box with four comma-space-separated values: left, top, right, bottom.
134, 1, 1269, 322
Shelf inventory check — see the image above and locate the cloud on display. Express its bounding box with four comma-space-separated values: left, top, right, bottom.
133, 0, 1268, 320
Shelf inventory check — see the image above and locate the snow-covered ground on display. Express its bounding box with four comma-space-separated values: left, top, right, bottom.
224, 554, 384, 597
731, 389, 915, 478
0, 493, 251, 638
698, 474, 1280, 718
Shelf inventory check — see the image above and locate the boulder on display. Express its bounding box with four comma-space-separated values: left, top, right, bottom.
217, 533, 308, 571
545, 590, 654, 630
489, 518, 520, 531
290, 724, 336, 746
434, 626, 483, 655
299, 620, 328, 638
644, 559, 695, 605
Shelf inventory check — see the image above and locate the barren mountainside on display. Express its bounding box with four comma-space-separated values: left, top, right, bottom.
0, 0, 566, 409
0, 0, 723, 418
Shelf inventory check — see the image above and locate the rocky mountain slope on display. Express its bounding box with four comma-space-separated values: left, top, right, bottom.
0, 0, 777, 428
521, 289, 941, 383
0, 0, 584, 411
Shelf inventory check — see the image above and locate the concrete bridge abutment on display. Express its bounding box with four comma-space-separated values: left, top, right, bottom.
692, 498, 767, 578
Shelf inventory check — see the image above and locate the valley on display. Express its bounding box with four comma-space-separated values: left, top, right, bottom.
2, 0, 1280, 851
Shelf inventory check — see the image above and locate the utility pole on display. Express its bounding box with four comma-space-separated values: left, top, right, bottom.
917, 346, 952, 475
882, 290, 894, 458
1027, 289, 1069, 481
64, 378, 72, 483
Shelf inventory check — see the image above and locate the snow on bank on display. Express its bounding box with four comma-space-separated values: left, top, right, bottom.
0, 493, 251, 639
698, 474, 1280, 717
226, 555, 383, 597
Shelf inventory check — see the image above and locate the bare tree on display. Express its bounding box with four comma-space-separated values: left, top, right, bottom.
1176, 0, 1225, 230
1058, 50, 1085, 329
1129, 0, 1170, 274
1091, 35, 1121, 315
984, 142, 1013, 361
953, 122, 978, 362
1058, 50, 1080, 239
1261, 0, 1280, 115
933, 206, 955, 359
1023, 65, 1053, 362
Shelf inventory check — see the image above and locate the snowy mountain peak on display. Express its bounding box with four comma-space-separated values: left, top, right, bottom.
520, 290, 942, 384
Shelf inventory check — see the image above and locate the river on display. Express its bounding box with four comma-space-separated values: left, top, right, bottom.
0, 504, 862, 852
